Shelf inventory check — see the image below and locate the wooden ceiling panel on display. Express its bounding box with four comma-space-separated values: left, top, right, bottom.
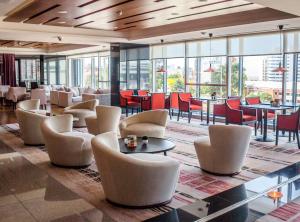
0, 39, 94, 52
3, 0, 298, 40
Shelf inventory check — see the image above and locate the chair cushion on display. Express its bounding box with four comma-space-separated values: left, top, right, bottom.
125, 123, 165, 138
61, 132, 93, 150
242, 115, 256, 122
190, 104, 202, 111
127, 101, 140, 107
72, 96, 82, 102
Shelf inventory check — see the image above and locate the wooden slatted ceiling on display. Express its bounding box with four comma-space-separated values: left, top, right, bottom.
3, 0, 297, 36
0, 40, 93, 51
4, 0, 265, 29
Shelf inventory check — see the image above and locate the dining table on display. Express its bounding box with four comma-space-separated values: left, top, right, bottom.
240, 104, 293, 142
198, 97, 227, 125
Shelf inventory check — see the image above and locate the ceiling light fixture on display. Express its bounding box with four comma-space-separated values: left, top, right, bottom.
156, 39, 167, 73
272, 25, 288, 73
204, 33, 215, 73
58, 10, 68, 14
58, 21, 66, 24
117, 10, 123, 16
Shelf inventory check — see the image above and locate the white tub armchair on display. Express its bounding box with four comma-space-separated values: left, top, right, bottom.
91, 132, 180, 207
119, 110, 168, 138
64, 99, 98, 127
85, 105, 121, 135
16, 109, 48, 145
41, 114, 94, 167
194, 125, 252, 175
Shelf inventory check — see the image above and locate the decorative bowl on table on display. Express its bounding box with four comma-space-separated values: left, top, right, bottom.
142, 136, 149, 145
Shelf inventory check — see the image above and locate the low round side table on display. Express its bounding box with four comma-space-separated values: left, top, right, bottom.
119, 137, 175, 156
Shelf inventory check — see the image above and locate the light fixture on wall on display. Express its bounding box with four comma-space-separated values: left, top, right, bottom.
272, 25, 288, 73
156, 39, 167, 73
204, 33, 215, 73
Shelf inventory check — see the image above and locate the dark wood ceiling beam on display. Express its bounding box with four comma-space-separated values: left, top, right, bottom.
128, 8, 298, 40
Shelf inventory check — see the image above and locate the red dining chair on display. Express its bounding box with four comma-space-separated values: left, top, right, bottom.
213, 103, 226, 124
276, 108, 300, 148
141, 93, 165, 111
245, 96, 276, 134
137, 90, 148, 96
177, 92, 203, 123
225, 98, 257, 135
165, 92, 179, 119
120, 90, 140, 116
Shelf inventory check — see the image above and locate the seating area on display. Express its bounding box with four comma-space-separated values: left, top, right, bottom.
1, 1, 300, 222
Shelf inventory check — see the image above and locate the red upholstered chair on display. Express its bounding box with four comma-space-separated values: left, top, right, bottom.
137, 90, 148, 96
225, 98, 257, 135
276, 108, 300, 148
120, 90, 140, 116
141, 93, 165, 111
177, 93, 203, 123
213, 103, 226, 124
165, 92, 179, 119
245, 96, 276, 134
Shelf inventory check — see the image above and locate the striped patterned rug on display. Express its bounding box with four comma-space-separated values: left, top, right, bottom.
0, 119, 300, 222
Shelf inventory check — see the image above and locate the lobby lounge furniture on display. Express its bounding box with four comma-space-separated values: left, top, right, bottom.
16, 108, 48, 145
213, 103, 226, 124
85, 105, 121, 135
120, 90, 140, 116
245, 96, 275, 133
165, 92, 179, 119
225, 98, 257, 135
31, 89, 47, 109
50, 90, 59, 105
64, 99, 98, 128
178, 93, 203, 123
5, 87, 27, 109
82, 90, 111, 106
91, 132, 180, 208
41, 114, 94, 167
0, 85, 10, 105
137, 90, 148, 96
16, 99, 40, 111
276, 108, 300, 148
194, 125, 252, 175
58, 91, 82, 107
141, 93, 165, 111
119, 110, 168, 138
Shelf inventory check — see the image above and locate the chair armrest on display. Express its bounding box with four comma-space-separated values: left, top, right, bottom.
241, 106, 257, 117
58, 91, 73, 107
179, 99, 190, 112
191, 99, 202, 106
226, 107, 243, 124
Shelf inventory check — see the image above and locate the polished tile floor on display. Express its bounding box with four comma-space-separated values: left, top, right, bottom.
1, 104, 300, 222
0, 142, 112, 222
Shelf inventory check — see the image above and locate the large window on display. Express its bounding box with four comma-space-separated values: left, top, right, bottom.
229, 57, 240, 96
19, 59, 40, 84
243, 55, 283, 102
153, 59, 165, 92
186, 58, 199, 97
166, 58, 185, 93
99, 56, 110, 89
200, 57, 226, 98
127, 61, 138, 89
140, 60, 151, 90
44, 58, 66, 85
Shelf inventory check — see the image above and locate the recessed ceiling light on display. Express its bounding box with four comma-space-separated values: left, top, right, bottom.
114, 26, 118, 29
117, 10, 123, 16
58, 11, 68, 14
58, 21, 66, 24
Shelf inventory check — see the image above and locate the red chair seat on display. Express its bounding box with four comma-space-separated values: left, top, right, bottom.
190, 104, 202, 111
127, 101, 140, 107
243, 115, 257, 122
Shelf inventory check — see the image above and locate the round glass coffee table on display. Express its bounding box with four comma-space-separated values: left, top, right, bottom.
119, 137, 175, 156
